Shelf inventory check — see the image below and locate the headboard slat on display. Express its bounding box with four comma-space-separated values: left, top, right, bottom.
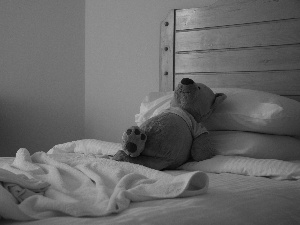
175, 71, 300, 96
176, 19, 300, 52
160, 0, 300, 102
176, 45, 300, 73
176, 0, 300, 31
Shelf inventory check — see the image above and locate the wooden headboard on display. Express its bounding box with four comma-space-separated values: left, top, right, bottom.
159, 0, 300, 102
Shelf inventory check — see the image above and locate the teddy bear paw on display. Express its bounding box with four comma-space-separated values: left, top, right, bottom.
122, 126, 147, 157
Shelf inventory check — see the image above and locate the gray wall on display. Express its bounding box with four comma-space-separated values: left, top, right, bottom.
0, 0, 85, 156
85, 0, 213, 143
0, 0, 213, 157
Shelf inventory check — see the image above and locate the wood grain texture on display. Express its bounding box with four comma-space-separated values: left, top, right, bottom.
175, 45, 300, 73
176, 19, 300, 52
176, 0, 300, 30
160, 0, 300, 102
175, 71, 300, 95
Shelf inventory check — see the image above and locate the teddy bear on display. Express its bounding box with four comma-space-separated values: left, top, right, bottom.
112, 78, 226, 170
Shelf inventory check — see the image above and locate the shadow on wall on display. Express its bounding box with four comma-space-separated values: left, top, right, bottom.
0, 97, 80, 157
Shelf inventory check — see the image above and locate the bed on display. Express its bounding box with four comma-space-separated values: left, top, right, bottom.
1, 0, 300, 224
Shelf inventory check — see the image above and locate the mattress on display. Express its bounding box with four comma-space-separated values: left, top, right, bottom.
0, 139, 299, 225
1, 173, 299, 225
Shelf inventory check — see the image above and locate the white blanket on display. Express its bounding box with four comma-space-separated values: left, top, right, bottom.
49, 139, 300, 181
0, 148, 208, 221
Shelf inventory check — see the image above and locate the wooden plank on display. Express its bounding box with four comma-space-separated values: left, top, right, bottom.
175, 71, 300, 96
159, 10, 175, 92
175, 45, 300, 73
176, 19, 300, 52
176, 0, 300, 30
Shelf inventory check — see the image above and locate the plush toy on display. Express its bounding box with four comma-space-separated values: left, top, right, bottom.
112, 78, 226, 170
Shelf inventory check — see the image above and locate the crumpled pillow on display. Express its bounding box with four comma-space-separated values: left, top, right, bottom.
192, 131, 300, 161
135, 89, 300, 137
204, 88, 300, 137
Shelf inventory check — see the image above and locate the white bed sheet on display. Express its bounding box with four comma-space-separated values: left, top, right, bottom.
2, 172, 299, 225
0, 150, 208, 220
1, 139, 300, 225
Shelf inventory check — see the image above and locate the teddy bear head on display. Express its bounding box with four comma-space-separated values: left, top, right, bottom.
170, 78, 226, 123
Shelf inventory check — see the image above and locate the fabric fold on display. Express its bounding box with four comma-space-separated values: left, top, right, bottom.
0, 148, 208, 221
180, 155, 300, 180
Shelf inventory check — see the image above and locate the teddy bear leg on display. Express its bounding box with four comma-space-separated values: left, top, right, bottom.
112, 150, 172, 170
121, 126, 147, 157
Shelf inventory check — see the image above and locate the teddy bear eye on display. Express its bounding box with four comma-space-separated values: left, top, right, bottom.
126, 129, 132, 135
198, 87, 201, 90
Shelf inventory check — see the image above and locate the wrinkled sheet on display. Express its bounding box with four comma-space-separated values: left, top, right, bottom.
49, 139, 300, 180
1, 139, 299, 224
0, 148, 208, 221
1, 173, 299, 225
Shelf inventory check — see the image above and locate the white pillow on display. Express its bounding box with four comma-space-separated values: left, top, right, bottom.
209, 131, 300, 161
135, 91, 173, 126
180, 155, 300, 180
135, 88, 300, 137
204, 88, 300, 137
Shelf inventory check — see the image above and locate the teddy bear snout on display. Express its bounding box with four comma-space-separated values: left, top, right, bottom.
181, 78, 194, 85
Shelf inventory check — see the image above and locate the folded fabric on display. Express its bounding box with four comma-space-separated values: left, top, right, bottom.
12, 148, 45, 175
3, 183, 46, 203
0, 149, 209, 220
48, 139, 121, 155
0, 184, 33, 221
0, 168, 49, 191
180, 155, 300, 180
206, 131, 300, 161
0, 167, 50, 207
135, 91, 173, 126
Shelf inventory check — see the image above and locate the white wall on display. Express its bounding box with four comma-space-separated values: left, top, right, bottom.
0, 0, 215, 156
85, 0, 213, 143
0, 0, 85, 156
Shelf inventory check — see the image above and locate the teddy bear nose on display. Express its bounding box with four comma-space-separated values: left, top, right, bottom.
181, 78, 194, 85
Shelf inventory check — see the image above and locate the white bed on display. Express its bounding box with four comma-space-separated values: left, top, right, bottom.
1, 0, 300, 224
0, 140, 299, 225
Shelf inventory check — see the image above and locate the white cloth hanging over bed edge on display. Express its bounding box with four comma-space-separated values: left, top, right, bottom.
0, 147, 208, 221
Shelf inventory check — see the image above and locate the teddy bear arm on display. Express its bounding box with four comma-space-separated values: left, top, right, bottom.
191, 133, 215, 161
112, 150, 173, 170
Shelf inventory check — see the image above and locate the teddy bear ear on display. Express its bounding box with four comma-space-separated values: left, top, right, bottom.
199, 93, 227, 122
211, 93, 227, 110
